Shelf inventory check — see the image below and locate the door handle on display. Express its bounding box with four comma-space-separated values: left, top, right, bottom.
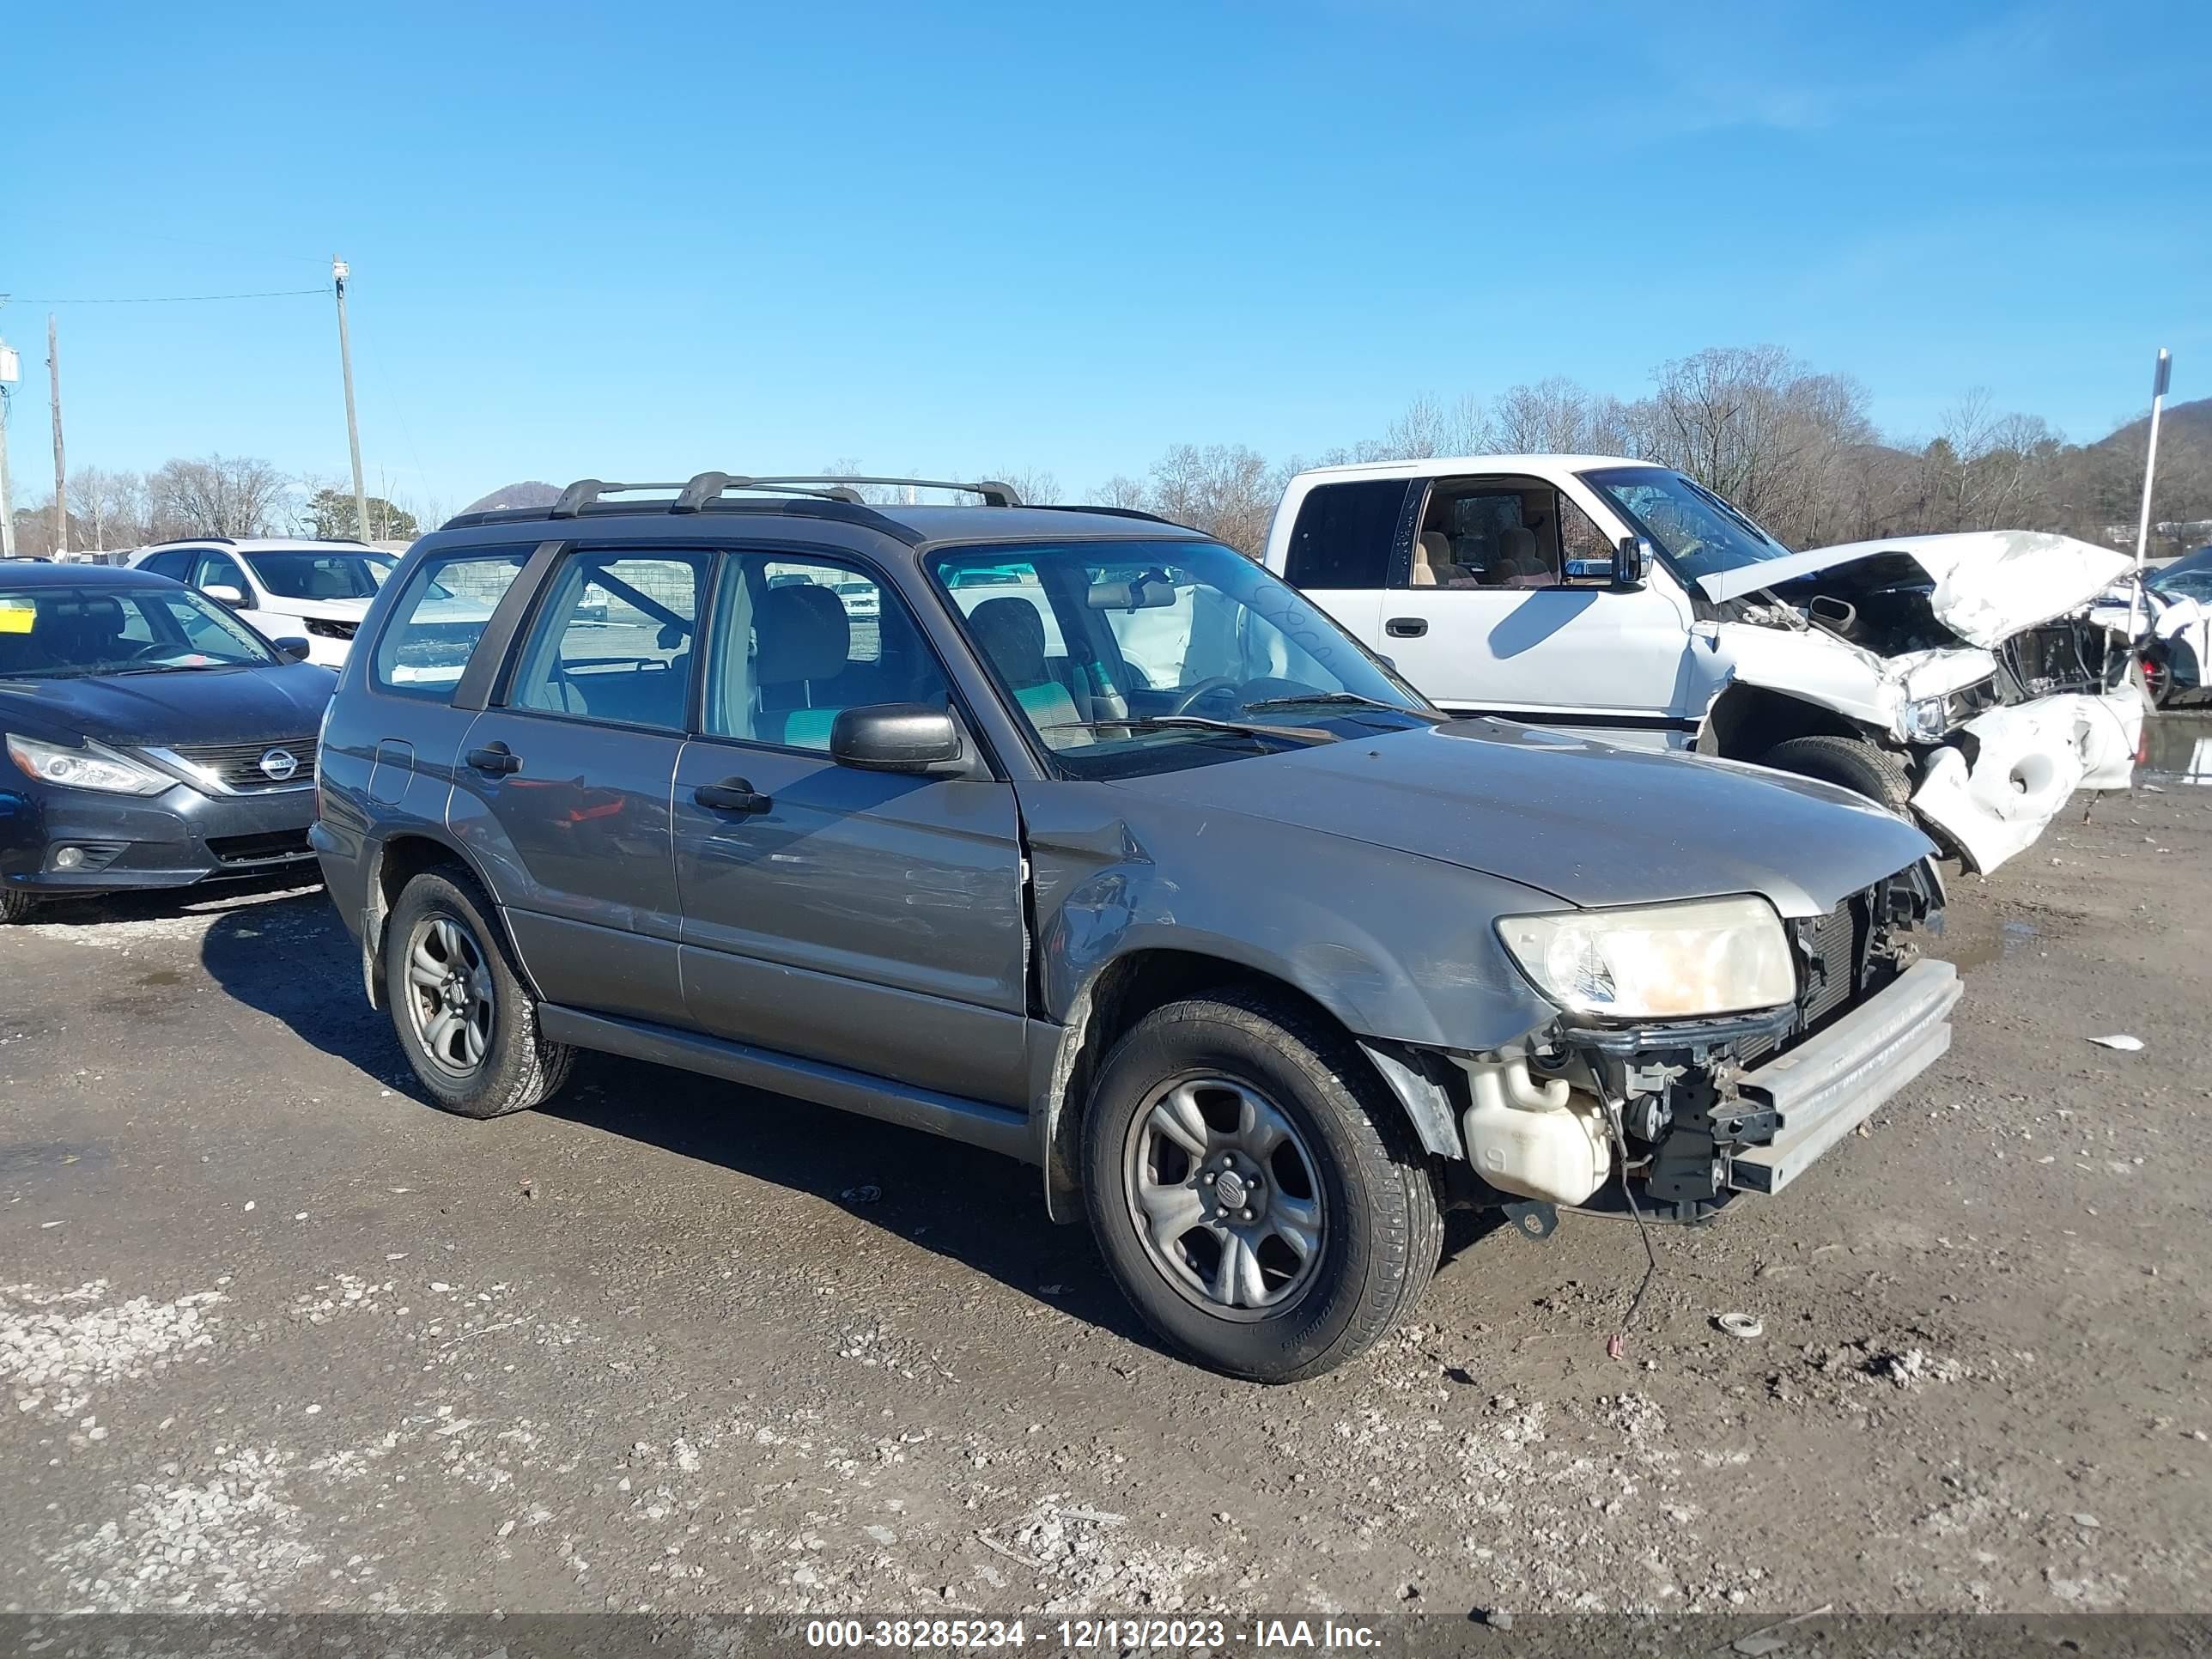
465, 743, 521, 775
694, 777, 772, 814
1385, 617, 1428, 638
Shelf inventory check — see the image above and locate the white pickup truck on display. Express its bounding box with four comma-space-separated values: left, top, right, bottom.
1261, 455, 2145, 872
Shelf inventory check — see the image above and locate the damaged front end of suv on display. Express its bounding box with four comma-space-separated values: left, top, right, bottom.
1420, 859, 1952, 1225
1707, 531, 2147, 872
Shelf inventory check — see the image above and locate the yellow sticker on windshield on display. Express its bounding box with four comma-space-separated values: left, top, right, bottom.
0, 604, 33, 635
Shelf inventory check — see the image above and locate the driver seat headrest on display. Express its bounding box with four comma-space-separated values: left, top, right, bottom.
967, 596, 1049, 687
754, 583, 850, 686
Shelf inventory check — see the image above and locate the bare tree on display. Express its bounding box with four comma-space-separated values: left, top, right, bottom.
1144, 444, 1277, 556
1092, 474, 1150, 510
1381, 393, 1488, 459
986, 467, 1059, 506
149, 455, 290, 538
68, 467, 152, 552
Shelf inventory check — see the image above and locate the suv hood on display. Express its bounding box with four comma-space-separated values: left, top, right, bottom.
1697, 530, 2132, 647
1109, 719, 1935, 917
0, 661, 337, 748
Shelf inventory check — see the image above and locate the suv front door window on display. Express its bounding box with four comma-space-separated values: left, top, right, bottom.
671, 552, 1029, 1108
933, 540, 1433, 777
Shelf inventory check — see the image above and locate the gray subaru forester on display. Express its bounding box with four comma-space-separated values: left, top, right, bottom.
312, 474, 1959, 1382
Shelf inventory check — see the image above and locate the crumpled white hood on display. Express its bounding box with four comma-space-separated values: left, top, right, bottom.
1698, 530, 2133, 647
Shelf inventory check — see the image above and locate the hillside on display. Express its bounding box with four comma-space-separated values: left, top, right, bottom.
459, 480, 561, 515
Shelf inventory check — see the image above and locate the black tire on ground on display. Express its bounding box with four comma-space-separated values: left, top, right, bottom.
1757, 733, 1915, 812
0, 887, 37, 925
1080, 989, 1443, 1384
383, 868, 573, 1119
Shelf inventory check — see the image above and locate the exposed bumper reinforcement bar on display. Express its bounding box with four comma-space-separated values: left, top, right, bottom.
1727, 958, 1962, 1195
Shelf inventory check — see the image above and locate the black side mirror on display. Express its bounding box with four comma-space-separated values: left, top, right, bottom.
272, 636, 313, 663
1613, 535, 1650, 588
830, 702, 964, 772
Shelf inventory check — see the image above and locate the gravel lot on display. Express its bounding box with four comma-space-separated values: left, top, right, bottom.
3, 720, 2209, 1620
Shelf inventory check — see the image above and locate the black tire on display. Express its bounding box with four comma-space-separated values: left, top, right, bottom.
384, 868, 573, 1119
1081, 989, 1443, 1383
1757, 733, 1914, 811
0, 887, 38, 925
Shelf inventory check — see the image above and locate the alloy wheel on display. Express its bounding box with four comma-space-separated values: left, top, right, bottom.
1122, 1073, 1326, 1322
403, 914, 495, 1078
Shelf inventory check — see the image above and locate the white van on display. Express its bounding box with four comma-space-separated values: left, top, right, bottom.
1262, 455, 2145, 872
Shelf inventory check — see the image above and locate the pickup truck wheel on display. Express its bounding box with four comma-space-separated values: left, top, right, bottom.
385, 870, 573, 1119
1757, 734, 1914, 812
1082, 991, 1442, 1383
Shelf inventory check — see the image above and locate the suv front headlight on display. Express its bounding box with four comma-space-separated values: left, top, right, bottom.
1497, 895, 1796, 1019
1900, 696, 1949, 743
6, 732, 174, 796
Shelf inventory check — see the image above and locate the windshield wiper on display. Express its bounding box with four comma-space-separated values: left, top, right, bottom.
1039, 714, 1332, 744
108, 662, 250, 676
1242, 692, 1437, 719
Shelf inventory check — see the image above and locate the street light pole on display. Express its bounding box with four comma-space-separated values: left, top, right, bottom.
332, 257, 371, 543
47, 314, 66, 557
0, 336, 19, 559
2124, 349, 2172, 671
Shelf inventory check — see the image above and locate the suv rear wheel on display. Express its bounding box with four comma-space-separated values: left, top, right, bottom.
385, 869, 573, 1119
1082, 990, 1442, 1382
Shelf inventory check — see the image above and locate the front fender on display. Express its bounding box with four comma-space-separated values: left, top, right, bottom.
1018, 784, 1562, 1217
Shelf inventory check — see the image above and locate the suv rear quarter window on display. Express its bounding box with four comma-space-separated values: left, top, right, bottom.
371, 550, 531, 700
1282, 479, 1409, 589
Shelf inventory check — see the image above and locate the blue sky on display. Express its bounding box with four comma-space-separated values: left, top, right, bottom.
5, 0, 2206, 515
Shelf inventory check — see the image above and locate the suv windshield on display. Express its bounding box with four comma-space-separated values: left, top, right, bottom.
1580, 466, 1795, 583
931, 539, 1435, 777
244, 550, 398, 600
0, 585, 278, 679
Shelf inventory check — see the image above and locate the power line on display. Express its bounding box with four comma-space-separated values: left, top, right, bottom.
2, 288, 326, 306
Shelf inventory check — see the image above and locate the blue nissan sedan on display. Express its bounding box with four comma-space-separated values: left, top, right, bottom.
0, 562, 337, 922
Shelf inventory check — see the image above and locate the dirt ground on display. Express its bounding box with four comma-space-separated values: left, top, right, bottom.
3, 719, 2208, 1622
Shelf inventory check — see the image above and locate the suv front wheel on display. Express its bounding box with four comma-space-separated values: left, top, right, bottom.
385, 869, 574, 1119
1082, 991, 1442, 1382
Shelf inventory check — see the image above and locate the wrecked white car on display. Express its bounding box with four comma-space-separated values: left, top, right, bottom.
1263, 457, 2146, 872
2089, 550, 2210, 707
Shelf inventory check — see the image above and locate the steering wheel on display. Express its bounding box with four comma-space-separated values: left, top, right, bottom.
1168, 676, 1242, 716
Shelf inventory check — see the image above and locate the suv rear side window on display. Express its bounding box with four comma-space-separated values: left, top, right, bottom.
1283, 480, 1407, 588
371, 550, 530, 700
506, 552, 707, 732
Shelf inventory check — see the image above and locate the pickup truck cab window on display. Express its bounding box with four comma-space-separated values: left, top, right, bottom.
1282, 479, 1407, 589
1580, 464, 1794, 585
930, 538, 1433, 778
1405, 477, 1613, 591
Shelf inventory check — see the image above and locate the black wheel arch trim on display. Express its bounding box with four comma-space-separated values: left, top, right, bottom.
360, 828, 545, 1011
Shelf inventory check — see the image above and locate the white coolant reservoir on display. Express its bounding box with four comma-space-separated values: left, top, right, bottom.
1454, 1058, 1613, 1206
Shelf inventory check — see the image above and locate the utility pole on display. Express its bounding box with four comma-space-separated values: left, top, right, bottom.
47, 314, 66, 557
2125, 348, 2172, 662
332, 257, 370, 544
0, 334, 18, 559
